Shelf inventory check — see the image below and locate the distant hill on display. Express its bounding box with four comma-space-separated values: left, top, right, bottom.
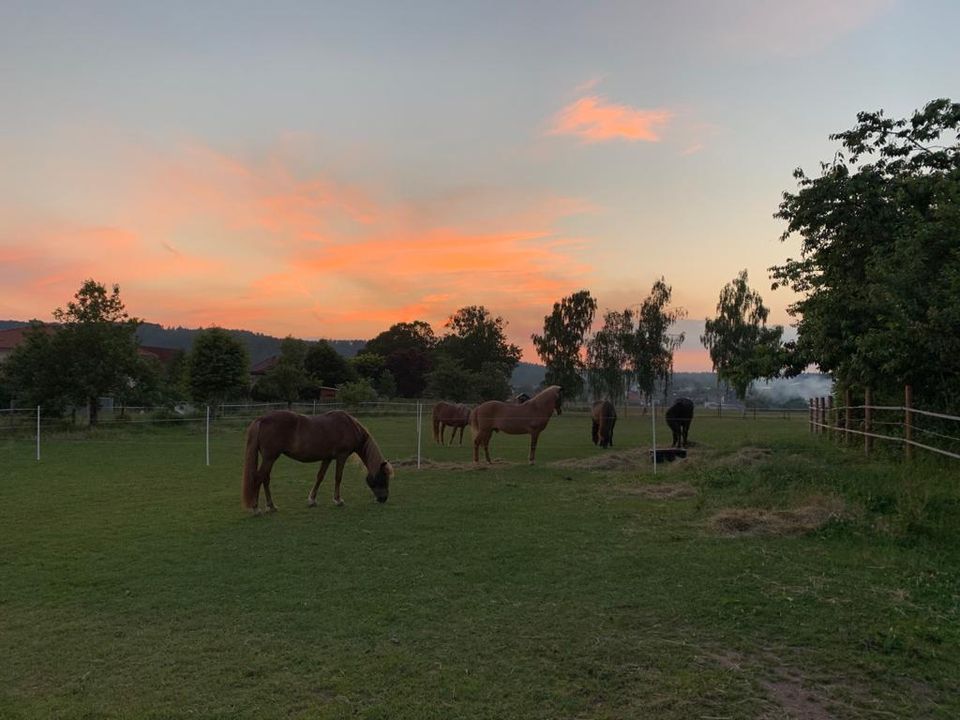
0, 319, 366, 366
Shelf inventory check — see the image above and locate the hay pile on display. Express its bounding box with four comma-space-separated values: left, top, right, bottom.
619, 482, 698, 500
550, 448, 651, 471
709, 495, 845, 537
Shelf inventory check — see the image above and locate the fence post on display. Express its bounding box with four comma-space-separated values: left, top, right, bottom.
416, 401, 422, 470
205, 405, 211, 467
36, 405, 40, 461
904, 385, 913, 461
844, 388, 852, 446
809, 398, 814, 433
651, 398, 657, 475
864, 388, 872, 457
827, 395, 834, 442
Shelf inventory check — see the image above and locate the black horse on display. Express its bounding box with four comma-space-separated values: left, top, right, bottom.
665, 398, 694, 448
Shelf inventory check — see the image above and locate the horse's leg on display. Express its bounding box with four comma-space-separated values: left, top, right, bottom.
528, 430, 541, 464
257, 455, 278, 513
440, 423, 447, 446
307, 459, 332, 507
332, 456, 347, 506
474, 429, 492, 463
457, 425, 464, 445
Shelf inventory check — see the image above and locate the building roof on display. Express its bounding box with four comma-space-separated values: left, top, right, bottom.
250, 355, 280, 375
0, 325, 53, 350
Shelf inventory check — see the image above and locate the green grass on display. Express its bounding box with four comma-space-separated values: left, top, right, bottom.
1, 411, 958, 718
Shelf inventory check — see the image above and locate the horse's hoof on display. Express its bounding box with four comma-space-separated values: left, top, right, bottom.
267, 505, 278, 513
251, 507, 262, 517
307, 498, 317, 507
334, 498, 345, 507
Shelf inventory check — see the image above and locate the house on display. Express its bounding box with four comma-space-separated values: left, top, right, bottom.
0, 325, 54, 364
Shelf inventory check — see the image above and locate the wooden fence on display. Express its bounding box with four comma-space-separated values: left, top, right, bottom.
809, 386, 960, 460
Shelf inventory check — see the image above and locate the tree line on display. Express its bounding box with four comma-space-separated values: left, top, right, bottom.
3, 98, 956, 421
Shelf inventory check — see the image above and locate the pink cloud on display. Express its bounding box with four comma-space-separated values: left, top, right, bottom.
548, 95, 673, 143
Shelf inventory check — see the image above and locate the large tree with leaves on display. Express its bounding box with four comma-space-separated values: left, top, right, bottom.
438, 306, 522, 374
701, 270, 784, 401
630, 278, 686, 403
771, 98, 960, 409
52, 280, 142, 424
532, 290, 597, 399
188, 327, 249, 409
364, 321, 436, 398
586, 309, 634, 402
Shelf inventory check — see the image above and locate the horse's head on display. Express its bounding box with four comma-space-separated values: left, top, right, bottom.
366, 461, 393, 503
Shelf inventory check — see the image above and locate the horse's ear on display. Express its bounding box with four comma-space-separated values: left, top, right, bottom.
382, 461, 394, 479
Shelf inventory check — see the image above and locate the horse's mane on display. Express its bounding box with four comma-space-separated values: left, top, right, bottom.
345, 413, 391, 476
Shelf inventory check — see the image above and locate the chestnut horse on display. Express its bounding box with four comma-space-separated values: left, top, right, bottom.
470, 385, 563, 464
241, 410, 393, 514
665, 398, 695, 448
591, 400, 617, 448
432, 401, 471, 445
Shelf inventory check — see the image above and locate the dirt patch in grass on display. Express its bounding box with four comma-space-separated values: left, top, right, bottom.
709, 495, 846, 537
618, 482, 698, 500
703, 650, 836, 719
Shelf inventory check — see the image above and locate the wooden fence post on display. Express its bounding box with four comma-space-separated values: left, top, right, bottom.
827, 395, 834, 442
904, 385, 913, 461
844, 388, 852, 446
809, 398, 814, 433
864, 387, 873, 457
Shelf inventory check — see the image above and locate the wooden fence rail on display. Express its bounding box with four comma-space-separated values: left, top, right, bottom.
809, 385, 960, 461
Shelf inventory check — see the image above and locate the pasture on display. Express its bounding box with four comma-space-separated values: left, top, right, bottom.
1, 410, 958, 719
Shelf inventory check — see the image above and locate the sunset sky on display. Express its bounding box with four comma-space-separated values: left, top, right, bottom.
2, 1, 957, 370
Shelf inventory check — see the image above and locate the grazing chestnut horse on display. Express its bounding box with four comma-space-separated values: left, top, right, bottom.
432, 401, 471, 445
241, 410, 393, 514
665, 398, 695, 448
591, 399, 617, 448
470, 385, 563, 464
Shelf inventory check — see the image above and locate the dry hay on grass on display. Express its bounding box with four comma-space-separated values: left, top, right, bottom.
550, 448, 651, 471
710, 495, 845, 537
618, 482, 698, 500
710, 446, 774, 467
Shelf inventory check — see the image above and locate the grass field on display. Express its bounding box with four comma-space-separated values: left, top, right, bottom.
1, 410, 958, 719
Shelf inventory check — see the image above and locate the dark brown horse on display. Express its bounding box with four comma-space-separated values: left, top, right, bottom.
665, 398, 694, 448
431, 401, 471, 445
470, 385, 563, 464
241, 410, 393, 514
591, 400, 617, 448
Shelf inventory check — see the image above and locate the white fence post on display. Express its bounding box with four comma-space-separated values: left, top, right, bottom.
205, 405, 211, 467
651, 399, 657, 475
416, 401, 422, 469
36, 405, 40, 461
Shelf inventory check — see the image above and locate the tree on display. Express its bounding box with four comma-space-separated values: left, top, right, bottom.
188, 328, 249, 409
771, 98, 960, 409
262, 336, 311, 407
364, 321, 437, 357
701, 270, 784, 401
351, 352, 386, 382
1, 322, 71, 415
52, 280, 142, 425
586, 310, 634, 402
438, 306, 522, 374
531, 290, 597, 399
304, 341, 357, 387
425, 355, 478, 402
630, 278, 686, 403
384, 347, 433, 398
337, 378, 377, 407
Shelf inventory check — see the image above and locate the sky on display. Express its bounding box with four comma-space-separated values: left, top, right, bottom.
1, 0, 957, 370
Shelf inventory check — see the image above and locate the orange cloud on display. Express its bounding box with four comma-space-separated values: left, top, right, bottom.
0, 141, 596, 358
548, 96, 673, 143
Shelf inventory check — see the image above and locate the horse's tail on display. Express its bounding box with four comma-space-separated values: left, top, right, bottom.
241, 418, 261, 509
432, 405, 441, 444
